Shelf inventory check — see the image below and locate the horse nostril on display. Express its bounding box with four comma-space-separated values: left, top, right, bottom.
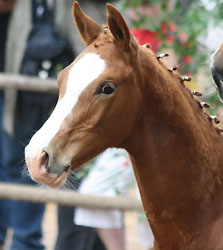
45, 162, 50, 173
64, 165, 70, 172
43, 148, 70, 175
42, 149, 50, 173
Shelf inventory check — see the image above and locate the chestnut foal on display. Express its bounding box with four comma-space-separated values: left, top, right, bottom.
25, 2, 223, 249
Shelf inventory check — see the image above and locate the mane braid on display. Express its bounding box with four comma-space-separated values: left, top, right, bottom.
155, 49, 222, 136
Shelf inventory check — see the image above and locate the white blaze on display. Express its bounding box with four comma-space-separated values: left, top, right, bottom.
25, 53, 106, 159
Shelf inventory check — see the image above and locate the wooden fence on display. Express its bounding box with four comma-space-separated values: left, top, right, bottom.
0, 183, 143, 211
0, 73, 58, 93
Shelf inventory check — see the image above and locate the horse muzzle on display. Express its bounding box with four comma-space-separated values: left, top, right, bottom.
25, 147, 69, 188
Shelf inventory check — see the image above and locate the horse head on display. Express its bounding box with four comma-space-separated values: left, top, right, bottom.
25, 1, 150, 187
211, 42, 223, 101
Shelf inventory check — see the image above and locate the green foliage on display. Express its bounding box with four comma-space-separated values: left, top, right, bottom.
207, 91, 220, 115
121, 0, 223, 75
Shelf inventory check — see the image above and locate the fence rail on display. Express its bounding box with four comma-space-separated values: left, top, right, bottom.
0, 73, 58, 93
0, 183, 143, 211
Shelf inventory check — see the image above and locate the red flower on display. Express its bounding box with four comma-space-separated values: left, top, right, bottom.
183, 55, 192, 64
179, 32, 188, 42
131, 28, 161, 51
161, 22, 168, 34
167, 35, 176, 43
169, 22, 177, 33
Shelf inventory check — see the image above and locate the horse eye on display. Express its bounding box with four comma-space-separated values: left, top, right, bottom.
99, 82, 115, 95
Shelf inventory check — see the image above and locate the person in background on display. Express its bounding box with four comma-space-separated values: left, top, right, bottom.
0, 2, 15, 249
74, 148, 155, 250
1, 1, 47, 249
0, 0, 15, 71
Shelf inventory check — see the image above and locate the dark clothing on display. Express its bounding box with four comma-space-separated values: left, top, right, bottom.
55, 206, 106, 250
0, 11, 47, 250
0, 94, 52, 250
0, 13, 10, 71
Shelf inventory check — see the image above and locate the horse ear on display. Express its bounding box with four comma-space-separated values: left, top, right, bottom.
106, 4, 130, 49
72, 1, 102, 46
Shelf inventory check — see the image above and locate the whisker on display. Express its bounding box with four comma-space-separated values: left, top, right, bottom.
21, 163, 30, 178
62, 171, 81, 190
18, 158, 26, 166
17, 139, 27, 147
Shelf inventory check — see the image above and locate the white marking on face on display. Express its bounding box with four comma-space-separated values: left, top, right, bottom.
25, 53, 106, 159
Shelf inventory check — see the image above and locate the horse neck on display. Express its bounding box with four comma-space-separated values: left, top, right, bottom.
124, 51, 223, 248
